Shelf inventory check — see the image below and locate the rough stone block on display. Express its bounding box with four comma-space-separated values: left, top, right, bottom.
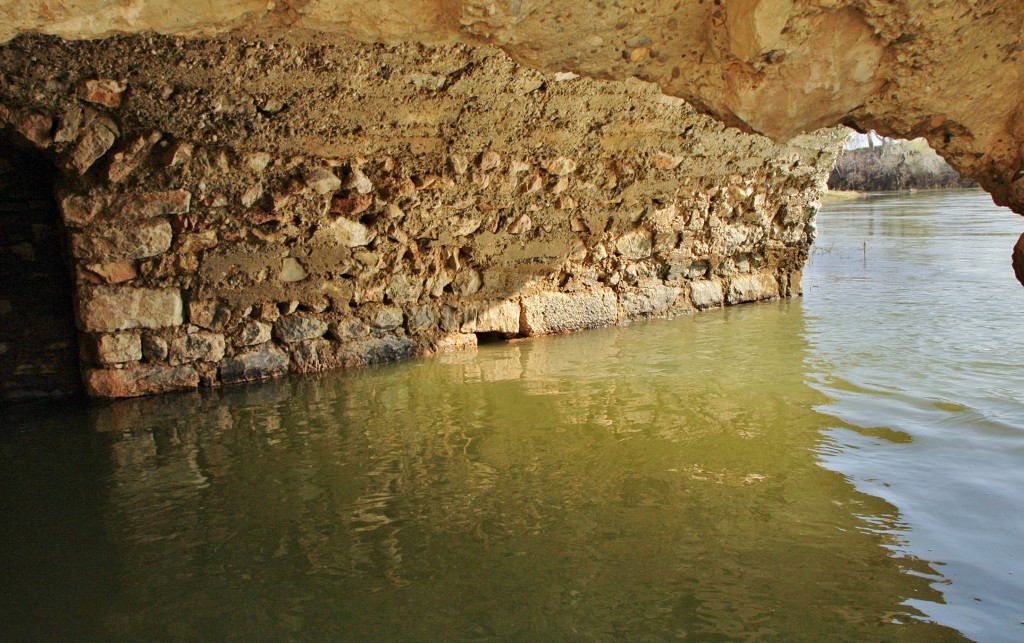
90, 331, 142, 366
386, 274, 423, 303
303, 167, 341, 194
63, 116, 118, 175
461, 300, 521, 334
78, 79, 126, 107
615, 228, 653, 260
341, 336, 417, 366
727, 273, 781, 304
274, 314, 329, 343
15, 112, 53, 148
84, 364, 198, 398
105, 189, 192, 223
107, 131, 161, 183
70, 218, 172, 261
62, 189, 192, 228
177, 230, 218, 253
292, 338, 336, 372
237, 320, 272, 346
434, 333, 478, 353
60, 193, 110, 227
619, 284, 681, 316
409, 305, 437, 332
220, 345, 290, 384
522, 291, 617, 335
79, 286, 183, 332
141, 334, 169, 362
169, 331, 226, 366
690, 280, 725, 309
188, 299, 230, 330
83, 260, 138, 284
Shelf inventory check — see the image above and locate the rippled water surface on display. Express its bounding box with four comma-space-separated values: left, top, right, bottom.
2, 189, 1022, 641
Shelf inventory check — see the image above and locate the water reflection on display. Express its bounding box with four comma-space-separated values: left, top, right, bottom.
2, 300, 965, 640
806, 190, 1024, 642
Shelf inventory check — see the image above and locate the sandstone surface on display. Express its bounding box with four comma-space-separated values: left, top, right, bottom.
0, 1, 1021, 218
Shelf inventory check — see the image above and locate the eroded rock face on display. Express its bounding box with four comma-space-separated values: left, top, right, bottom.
1, 1, 1022, 217
0, 33, 842, 397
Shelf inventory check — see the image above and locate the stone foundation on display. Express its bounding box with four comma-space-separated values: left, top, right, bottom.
0, 33, 843, 398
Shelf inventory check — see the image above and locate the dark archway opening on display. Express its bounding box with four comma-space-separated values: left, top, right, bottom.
0, 142, 81, 402
474, 332, 512, 345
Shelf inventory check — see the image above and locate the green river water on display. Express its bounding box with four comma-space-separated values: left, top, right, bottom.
1, 189, 1022, 641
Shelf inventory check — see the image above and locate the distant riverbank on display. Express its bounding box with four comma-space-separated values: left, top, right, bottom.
828, 140, 976, 191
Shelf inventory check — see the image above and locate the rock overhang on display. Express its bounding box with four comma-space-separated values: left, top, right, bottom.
2, 0, 1023, 216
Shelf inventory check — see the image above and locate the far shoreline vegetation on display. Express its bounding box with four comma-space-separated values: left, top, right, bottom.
827, 131, 977, 193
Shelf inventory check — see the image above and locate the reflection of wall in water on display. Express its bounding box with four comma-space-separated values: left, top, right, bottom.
86, 303, 959, 639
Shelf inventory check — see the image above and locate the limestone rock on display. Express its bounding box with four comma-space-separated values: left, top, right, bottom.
341, 335, 417, 366
177, 230, 218, 253
61, 189, 191, 227
522, 291, 617, 335
107, 131, 161, 183
727, 273, 780, 304
690, 280, 725, 309
188, 299, 230, 330
70, 218, 173, 261
79, 286, 182, 332
408, 305, 437, 332
544, 157, 577, 176
141, 334, 169, 361
169, 331, 226, 365
162, 141, 193, 167
90, 331, 142, 366
237, 320, 272, 346
434, 333, 478, 353
328, 217, 375, 247
461, 300, 520, 335
279, 257, 308, 282
615, 229, 653, 260
303, 167, 341, 194
342, 167, 373, 194
292, 337, 336, 371
63, 116, 118, 175
78, 78, 126, 107
373, 307, 404, 330
14, 112, 52, 148
83, 260, 137, 284
619, 285, 681, 316
54, 105, 84, 143
220, 345, 290, 384
274, 313, 329, 342
84, 364, 198, 398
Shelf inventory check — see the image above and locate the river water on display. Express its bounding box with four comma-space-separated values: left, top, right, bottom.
1, 189, 1022, 641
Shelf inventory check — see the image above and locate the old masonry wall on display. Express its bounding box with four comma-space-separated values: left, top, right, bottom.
0, 33, 844, 399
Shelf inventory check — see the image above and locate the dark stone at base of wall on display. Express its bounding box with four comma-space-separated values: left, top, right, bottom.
220, 346, 290, 385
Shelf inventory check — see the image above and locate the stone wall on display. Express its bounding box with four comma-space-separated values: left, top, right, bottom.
0, 33, 843, 398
